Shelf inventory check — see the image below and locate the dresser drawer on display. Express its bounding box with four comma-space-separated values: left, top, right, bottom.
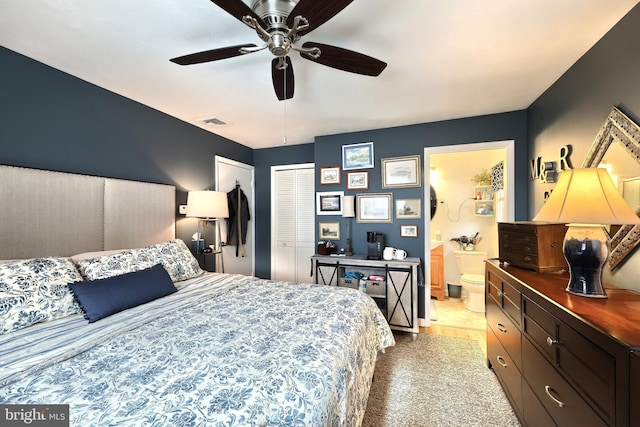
486, 266, 521, 328
487, 301, 522, 370
524, 297, 616, 425
523, 338, 607, 427
522, 379, 557, 427
523, 296, 557, 362
502, 279, 521, 328
488, 327, 523, 417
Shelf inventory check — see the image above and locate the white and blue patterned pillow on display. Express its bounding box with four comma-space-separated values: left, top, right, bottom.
141, 239, 203, 282
76, 239, 202, 282
0, 257, 83, 335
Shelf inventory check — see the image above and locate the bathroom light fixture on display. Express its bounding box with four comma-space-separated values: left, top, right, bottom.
342, 195, 356, 256
533, 168, 640, 298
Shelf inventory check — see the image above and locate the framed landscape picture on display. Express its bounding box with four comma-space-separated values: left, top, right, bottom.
316, 191, 343, 215
319, 222, 340, 240
320, 166, 340, 185
382, 155, 421, 188
400, 224, 418, 237
342, 142, 374, 170
356, 193, 392, 223
347, 171, 369, 190
396, 199, 421, 219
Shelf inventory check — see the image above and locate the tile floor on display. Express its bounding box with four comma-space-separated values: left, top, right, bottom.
430, 296, 486, 330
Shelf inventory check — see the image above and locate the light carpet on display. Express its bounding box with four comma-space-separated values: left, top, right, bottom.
362, 333, 520, 427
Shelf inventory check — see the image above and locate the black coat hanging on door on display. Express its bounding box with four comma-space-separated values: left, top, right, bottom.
227, 185, 250, 257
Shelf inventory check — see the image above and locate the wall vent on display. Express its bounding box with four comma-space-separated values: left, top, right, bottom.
200, 117, 227, 126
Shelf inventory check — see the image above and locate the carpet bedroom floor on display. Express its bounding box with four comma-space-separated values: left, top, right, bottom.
422, 297, 487, 357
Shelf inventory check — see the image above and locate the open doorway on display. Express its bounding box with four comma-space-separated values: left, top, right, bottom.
421, 140, 515, 326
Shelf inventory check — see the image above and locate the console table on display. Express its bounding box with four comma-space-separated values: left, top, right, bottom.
486, 260, 640, 426
311, 255, 419, 337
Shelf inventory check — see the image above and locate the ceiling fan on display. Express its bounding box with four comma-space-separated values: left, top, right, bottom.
170, 0, 387, 100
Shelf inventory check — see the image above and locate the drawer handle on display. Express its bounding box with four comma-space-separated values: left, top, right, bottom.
524, 256, 532, 261
546, 336, 558, 346
496, 323, 508, 333
544, 385, 565, 408
497, 291, 504, 297
496, 356, 508, 368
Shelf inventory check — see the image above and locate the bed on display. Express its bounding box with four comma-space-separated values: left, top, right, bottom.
0, 166, 395, 426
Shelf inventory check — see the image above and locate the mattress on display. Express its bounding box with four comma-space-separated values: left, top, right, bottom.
0, 272, 395, 426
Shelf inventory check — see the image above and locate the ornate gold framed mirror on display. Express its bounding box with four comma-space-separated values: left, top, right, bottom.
582, 106, 640, 269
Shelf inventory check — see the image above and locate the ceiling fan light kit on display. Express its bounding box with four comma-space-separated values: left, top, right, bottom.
170, 0, 387, 100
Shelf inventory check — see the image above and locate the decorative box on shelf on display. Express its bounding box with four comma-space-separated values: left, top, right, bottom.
498, 222, 567, 272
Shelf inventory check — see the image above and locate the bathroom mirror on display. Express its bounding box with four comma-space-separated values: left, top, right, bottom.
582, 106, 640, 269
430, 185, 437, 219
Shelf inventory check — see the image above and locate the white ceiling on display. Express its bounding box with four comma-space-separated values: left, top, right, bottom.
1, 0, 638, 149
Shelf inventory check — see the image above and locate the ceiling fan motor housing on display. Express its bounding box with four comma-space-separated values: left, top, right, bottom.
251, 0, 299, 57
252, 0, 298, 30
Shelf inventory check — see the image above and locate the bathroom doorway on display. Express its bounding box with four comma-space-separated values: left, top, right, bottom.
421, 140, 515, 326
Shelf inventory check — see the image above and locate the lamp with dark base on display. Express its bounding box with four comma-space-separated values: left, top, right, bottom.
533, 168, 640, 298
342, 195, 356, 256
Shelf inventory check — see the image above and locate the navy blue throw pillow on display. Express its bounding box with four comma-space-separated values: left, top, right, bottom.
69, 263, 177, 322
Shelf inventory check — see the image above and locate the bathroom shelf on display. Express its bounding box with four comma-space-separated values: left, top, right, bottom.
474, 185, 494, 216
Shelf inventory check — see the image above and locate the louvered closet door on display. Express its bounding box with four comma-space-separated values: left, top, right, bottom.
272, 166, 315, 283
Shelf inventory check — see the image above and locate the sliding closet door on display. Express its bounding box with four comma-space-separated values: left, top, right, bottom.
271, 164, 315, 283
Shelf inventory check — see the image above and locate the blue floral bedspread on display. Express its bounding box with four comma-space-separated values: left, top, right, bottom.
0, 273, 395, 426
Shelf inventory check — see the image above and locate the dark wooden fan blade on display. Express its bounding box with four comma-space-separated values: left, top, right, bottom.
300, 42, 387, 76
272, 57, 294, 101
170, 44, 257, 65
210, 0, 267, 28
286, 0, 353, 35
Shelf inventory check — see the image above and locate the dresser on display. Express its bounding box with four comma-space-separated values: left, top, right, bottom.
486, 260, 640, 426
311, 255, 419, 337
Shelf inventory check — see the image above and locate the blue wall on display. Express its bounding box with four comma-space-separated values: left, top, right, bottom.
0, 46, 253, 245
254, 144, 315, 277
313, 112, 529, 262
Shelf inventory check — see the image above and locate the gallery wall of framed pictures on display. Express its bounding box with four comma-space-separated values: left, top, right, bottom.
316, 141, 423, 238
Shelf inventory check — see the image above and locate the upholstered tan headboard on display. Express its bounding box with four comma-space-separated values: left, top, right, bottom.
0, 165, 176, 259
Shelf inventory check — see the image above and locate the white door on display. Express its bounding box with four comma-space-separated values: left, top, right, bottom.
271, 164, 315, 283
215, 156, 255, 276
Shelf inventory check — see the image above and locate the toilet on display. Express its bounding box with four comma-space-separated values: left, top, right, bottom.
453, 250, 488, 313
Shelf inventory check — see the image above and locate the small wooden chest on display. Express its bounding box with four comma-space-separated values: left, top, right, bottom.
498, 222, 568, 272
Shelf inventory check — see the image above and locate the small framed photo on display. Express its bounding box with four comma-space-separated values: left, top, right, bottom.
320, 166, 340, 185
319, 222, 340, 240
347, 171, 369, 190
400, 224, 419, 238
356, 193, 393, 223
316, 191, 344, 215
342, 142, 374, 170
382, 155, 421, 188
396, 199, 421, 219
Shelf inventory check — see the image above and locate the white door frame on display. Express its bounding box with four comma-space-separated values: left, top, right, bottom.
421, 140, 515, 327
215, 155, 255, 276
270, 163, 314, 279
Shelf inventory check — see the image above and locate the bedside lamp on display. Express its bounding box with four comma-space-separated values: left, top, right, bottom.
533, 168, 640, 298
186, 190, 229, 272
343, 195, 356, 256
